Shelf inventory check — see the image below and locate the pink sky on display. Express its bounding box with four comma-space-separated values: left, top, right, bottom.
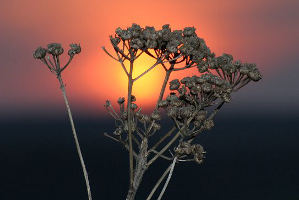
0, 0, 298, 116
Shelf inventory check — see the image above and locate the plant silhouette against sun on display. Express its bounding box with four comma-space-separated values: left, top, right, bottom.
102, 23, 262, 200
33, 43, 93, 200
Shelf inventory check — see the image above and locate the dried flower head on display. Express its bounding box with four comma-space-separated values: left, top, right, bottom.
33, 47, 47, 59
68, 43, 81, 57
47, 43, 64, 56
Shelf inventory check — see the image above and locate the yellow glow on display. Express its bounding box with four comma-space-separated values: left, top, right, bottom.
117, 51, 164, 109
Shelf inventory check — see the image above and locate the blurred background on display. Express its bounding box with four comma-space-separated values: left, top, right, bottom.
0, 0, 298, 199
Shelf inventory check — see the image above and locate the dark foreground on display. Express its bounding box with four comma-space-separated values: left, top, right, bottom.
1, 113, 298, 200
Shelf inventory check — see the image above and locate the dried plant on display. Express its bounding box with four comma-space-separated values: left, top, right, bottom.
33, 43, 92, 200
102, 23, 262, 200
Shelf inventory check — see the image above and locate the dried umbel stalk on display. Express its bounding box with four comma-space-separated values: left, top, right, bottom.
103, 23, 262, 200
33, 43, 92, 200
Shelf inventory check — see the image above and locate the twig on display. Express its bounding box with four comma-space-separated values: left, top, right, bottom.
57, 74, 92, 200
145, 164, 172, 200
150, 126, 176, 151
157, 157, 177, 200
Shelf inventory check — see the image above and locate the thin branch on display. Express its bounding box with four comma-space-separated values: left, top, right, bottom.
150, 150, 173, 161
104, 132, 119, 142
145, 164, 172, 200
41, 58, 54, 72
157, 157, 177, 200
60, 56, 74, 72
147, 112, 197, 166
173, 61, 195, 71
57, 75, 92, 200
150, 126, 176, 151
133, 60, 162, 82
147, 132, 180, 166
102, 46, 119, 61
104, 133, 138, 159
47, 56, 56, 70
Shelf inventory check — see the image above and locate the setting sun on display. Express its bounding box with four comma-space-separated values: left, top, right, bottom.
117, 51, 164, 108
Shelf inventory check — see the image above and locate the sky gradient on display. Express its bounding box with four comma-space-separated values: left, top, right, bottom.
0, 0, 298, 118
1, 1, 299, 200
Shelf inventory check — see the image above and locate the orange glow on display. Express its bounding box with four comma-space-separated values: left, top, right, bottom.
117, 52, 164, 107
1, 0, 278, 115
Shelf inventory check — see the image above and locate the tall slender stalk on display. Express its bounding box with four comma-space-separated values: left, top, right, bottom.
57, 74, 92, 200
157, 157, 177, 200
146, 164, 172, 200
127, 60, 134, 187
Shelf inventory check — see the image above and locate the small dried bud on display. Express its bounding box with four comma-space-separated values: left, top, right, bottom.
178, 86, 187, 96
110, 36, 121, 47
180, 106, 193, 118
152, 123, 161, 130
170, 100, 182, 107
158, 100, 168, 108
222, 93, 231, 103
131, 103, 138, 110
183, 27, 196, 36
151, 111, 161, 120
193, 144, 205, 164
193, 120, 201, 127
196, 110, 207, 121
131, 95, 136, 102
181, 77, 191, 84
203, 119, 214, 130
202, 83, 212, 93
68, 43, 81, 57
167, 107, 178, 117
140, 115, 150, 123
145, 39, 157, 49
113, 127, 122, 136
33, 47, 47, 59
115, 27, 123, 36
135, 111, 142, 119
47, 43, 64, 56
121, 111, 128, 120
166, 93, 179, 102
117, 97, 125, 104
130, 38, 144, 49
239, 66, 250, 75
169, 79, 181, 90
248, 70, 262, 82
105, 100, 111, 107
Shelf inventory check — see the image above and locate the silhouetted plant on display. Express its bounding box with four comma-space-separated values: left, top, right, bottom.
33, 43, 92, 200
103, 23, 262, 200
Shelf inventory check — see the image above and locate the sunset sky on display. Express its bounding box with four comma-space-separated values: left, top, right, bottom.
0, 0, 298, 118
1, 1, 299, 199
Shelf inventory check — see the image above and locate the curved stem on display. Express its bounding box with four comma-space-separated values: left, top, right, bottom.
157, 157, 177, 200
146, 164, 172, 200
57, 75, 92, 200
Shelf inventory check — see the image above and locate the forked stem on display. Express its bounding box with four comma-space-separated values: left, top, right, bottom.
57, 74, 92, 200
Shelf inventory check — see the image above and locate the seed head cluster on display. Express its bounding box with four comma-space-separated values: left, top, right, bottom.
33, 43, 81, 74
104, 24, 262, 167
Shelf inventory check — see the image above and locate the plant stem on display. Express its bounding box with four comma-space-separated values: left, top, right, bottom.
145, 164, 172, 200
157, 157, 177, 200
127, 60, 134, 187
147, 132, 180, 166
156, 66, 173, 108
57, 74, 92, 200
126, 138, 148, 200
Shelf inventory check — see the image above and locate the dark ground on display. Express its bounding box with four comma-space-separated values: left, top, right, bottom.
1, 112, 299, 200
